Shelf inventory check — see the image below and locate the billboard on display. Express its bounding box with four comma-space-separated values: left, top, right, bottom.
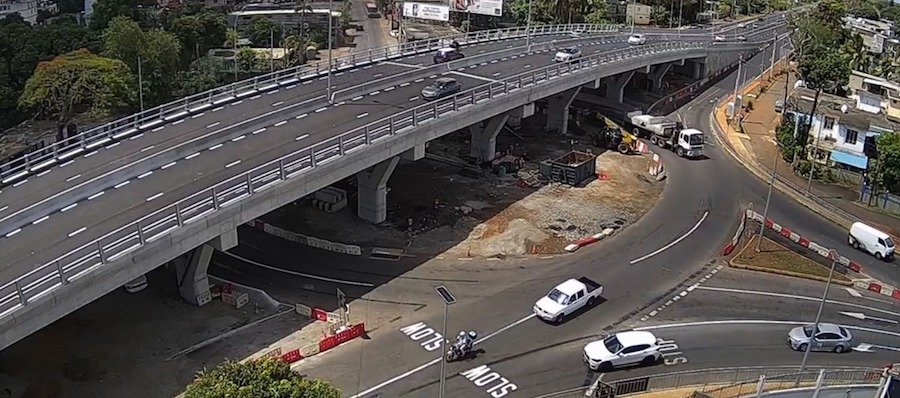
451, 0, 503, 16
403, 2, 450, 21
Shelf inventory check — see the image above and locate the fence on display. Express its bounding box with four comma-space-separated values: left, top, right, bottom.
860, 185, 900, 215
536, 367, 883, 398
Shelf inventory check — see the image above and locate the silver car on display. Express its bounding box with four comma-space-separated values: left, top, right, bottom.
421, 78, 461, 100
788, 323, 853, 353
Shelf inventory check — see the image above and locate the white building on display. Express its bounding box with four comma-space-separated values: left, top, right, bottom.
844, 16, 895, 54
0, 0, 56, 24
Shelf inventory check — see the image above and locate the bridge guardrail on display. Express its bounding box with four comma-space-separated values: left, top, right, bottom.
0, 23, 621, 185
0, 40, 763, 321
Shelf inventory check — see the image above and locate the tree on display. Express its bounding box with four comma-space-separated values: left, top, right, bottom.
870, 132, 900, 194
103, 16, 182, 106
247, 16, 282, 47
284, 34, 313, 66
791, 0, 853, 92
584, 0, 609, 24
89, 0, 152, 30
168, 11, 227, 64
175, 56, 224, 97
236, 47, 259, 72
18, 49, 134, 127
184, 356, 341, 398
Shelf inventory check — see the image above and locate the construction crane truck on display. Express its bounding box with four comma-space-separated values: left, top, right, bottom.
628, 111, 705, 158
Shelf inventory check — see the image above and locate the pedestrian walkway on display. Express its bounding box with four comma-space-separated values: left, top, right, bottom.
715, 65, 899, 239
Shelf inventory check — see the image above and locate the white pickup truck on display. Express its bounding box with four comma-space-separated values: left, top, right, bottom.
533, 277, 604, 323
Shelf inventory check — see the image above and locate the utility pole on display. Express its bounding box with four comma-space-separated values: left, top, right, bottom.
525, 0, 533, 52
677, 0, 683, 36
327, 0, 334, 103
137, 55, 144, 113
756, 141, 779, 252
233, 17, 238, 83
769, 33, 776, 80
805, 88, 823, 194
732, 54, 743, 118
629, 0, 636, 34
798, 251, 839, 380
435, 286, 457, 398
270, 27, 275, 73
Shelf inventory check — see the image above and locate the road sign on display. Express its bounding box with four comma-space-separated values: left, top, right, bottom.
839, 311, 898, 324
435, 285, 456, 305
828, 249, 839, 262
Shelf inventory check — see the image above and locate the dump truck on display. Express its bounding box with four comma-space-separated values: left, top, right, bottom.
628, 111, 705, 158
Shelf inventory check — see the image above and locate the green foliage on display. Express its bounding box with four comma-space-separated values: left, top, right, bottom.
870, 132, 900, 193
248, 16, 283, 47
237, 47, 260, 73
89, 0, 156, 31
103, 16, 183, 106
184, 356, 341, 398
18, 49, 134, 125
338, 1, 353, 27
791, 0, 853, 92
167, 11, 228, 64
174, 56, 224, 97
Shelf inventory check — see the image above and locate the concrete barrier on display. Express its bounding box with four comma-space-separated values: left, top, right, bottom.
247, 219, 363, 256
565, 228, 617, 252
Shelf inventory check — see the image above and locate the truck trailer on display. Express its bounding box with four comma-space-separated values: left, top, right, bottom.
628, 111, 705, 158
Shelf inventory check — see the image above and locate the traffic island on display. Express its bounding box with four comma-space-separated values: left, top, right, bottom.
730, 235, 853, 286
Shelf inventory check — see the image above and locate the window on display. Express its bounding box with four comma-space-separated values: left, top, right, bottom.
845, 129, 859, 145
823, 117, 835, 130
621, 345, 648, 354
816, 333, 841, 340
603, 336, 623, 353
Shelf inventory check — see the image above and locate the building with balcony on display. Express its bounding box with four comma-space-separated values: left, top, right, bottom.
0, 0, 56, 24
844, 16, 896, 54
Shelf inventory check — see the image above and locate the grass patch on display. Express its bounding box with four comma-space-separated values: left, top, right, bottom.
732, 235, 852, 284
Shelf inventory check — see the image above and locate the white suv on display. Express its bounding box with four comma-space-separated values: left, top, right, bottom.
583, 331, 661, 371
554, 47, 582, 62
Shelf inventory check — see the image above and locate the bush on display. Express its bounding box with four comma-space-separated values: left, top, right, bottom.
185, 356, 341, 398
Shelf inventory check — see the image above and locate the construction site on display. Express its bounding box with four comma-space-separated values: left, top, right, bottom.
261, 106, 667, 258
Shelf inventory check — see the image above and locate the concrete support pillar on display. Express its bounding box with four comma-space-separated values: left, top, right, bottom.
357, 157, 399, 224
469, 114, 510, 162
648, 63, 673, 91
402, 143, 425, 161
544, 87, 581, 135
603, 71, 635, 104
175, 244, 214, 306
692, 61, 703, 80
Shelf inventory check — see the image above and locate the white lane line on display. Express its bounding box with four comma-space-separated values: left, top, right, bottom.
32, 215, 49, 225
450, 70, 501, 83
630, 211, 708, 264
138, 171, 153, 179
233, 100, 243, 105
347, 313, 536, 398
184, 153, 200, 160
695, 286, 900, 318
206, 122, 220, 128
373, 73, 383, 78
269, 89, 280, 94
68, 227, 87, 237
369, 91, 381, 96
146, 192, 164, 202
114, 180, 130, 189
252, 128, 266, 135
335, 101, 346, 106
140, 145, 154, 152
400, 82, 410, 87
295, 134, 309, 141
191, 112, 205, 118
414, 78, 424, 83
209, 144, 224, 151
409, 96, 419, 102
161, 161, 177, 170
356, 113, 369, 119
36, 169, 51, 178
173, 119, 185, 125
384, 86, 395, 92
212, 106, 224, 112
225, 160, 241, 168
380, 61, 425, 69
295, 114, 308, 120
250, 94, 261, 100
0, 205, 7, 213
352, 96, 363, 101
274, 120, 288, 127
11, 179, 28, 188
84, 151, 98, 158
634, 319, 900, 338
315, 107, 327, 113
272, 101, 284, 107
87, 191, 105, 200
232, 135, 246, 142
61, 203, 77, 212
221, 250, 374, 286
106, 142, 121, 149
151, 126, 165, 132
285, 84, 297, 90
5, 228, 21, 238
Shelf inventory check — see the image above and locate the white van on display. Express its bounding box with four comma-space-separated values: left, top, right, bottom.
848, 222, 895, 261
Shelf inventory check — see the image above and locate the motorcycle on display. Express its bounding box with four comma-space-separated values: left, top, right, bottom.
445, 340, 470, 362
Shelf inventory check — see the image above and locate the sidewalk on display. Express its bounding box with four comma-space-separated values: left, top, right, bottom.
715, 65, 899, 240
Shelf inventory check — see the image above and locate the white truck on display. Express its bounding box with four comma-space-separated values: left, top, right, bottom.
533, 277, 604, 324
628, 111, 705, 158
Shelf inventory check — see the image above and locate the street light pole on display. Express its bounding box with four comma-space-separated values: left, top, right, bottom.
137, 55, 144, 113
434, 286, 457, 398
525, 0, 533, 52
677, 0, 683, 36
756, 142, 779, 252
233, 17, 238, 83
798, 251, 838, 377
629, 0, 636, 34
732, 54, 743, 115
327, 0, 334, 103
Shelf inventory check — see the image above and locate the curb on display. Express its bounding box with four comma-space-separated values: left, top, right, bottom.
565, 228, 617, 252
729, 243, 854, 287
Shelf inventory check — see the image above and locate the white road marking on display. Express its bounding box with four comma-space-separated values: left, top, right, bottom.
61, 203, 77, 212
347, 313, 536, 398
138, 171, 153, 179
185, 153, 200, 160
272, 101, 284, 107
128, 134, 144, 142
630, 211, 708, 264
845, 287, 892, 304
356, 113, 369, 119
400, 82, 410, 87
5, 228, 21, 238
173, 119, 184, 125
695, 286, 900, 318
140, 145, 154, 152
209, 144, 223, 151
212, 106, 224, 112
232, 135, 246, 142
384, 86, 395, 91
380, 61, 424, 69
285, 84, 297, 90
274, 120, 288, 127
250, 94, 261, 100
84, 151, 98, 157
295, 114, 307, 120
295, 134, 309, 141
0, 206, 6, 212
106, 142, 120, 149
151, 126, 165, 132
191, 112, 205, 118
161, 161, 176, 170
369, 91, 381, 96
269, 89, 280, 94
36, 169, 51, 178
429, 74, 437, 79
146, 192, 164, 201
409, 96, 419, 101
352, 96, 363, 101
11, 179, 27, 188
32, 215, 49, 225
233, 100, 243, 105
451, 71, 501, 83
114, 180, 130, 189
315, 107, 327, 113
374, 73, 383, 78
252, 128, 267, 134
225, 160, 241, 168
206, 122, 220, 128
634, 319, 900, 338
87, 191, 105, 200
414, 78, 424, 83
68, 227, 87, 237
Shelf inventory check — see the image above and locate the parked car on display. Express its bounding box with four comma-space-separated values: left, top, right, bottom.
583, 331, 662, 371
554, 47, 582, 62
849, 222, 895, 260
736, 35, 747, 41
714, 35, 726, 42
627, 34, 646, 45
774, 100, 784, 113
421, 77, 462, 100
533, 277, 603, 323
788, 323, 853, 353
569, 29, 587, 37
433, 48, 464, 64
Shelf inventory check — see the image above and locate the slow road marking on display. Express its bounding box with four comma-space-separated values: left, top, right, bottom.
630, 211, 708, 264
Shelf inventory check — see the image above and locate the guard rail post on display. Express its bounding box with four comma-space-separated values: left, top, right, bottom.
212, 187, 220, 209
246, 174, 253, 194
97, 241, 106, 264
55, 261, 66, 284
14, 281, 25, 305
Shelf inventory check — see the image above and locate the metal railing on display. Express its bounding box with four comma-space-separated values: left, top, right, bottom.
0, 23, 620, 185
0, 39, 733, 319
536, 367, 882, 398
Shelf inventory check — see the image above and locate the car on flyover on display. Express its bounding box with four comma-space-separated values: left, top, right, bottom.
433, 48, 464, 64
627, 34, 646, 45
583, 331, 662, 371
714, 35, 726, 42
788, 323, 853, 353
554, 47, 582, 62
421, 77, 462, 100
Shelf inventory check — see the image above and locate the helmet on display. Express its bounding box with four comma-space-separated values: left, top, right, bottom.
459, 331, 466, 338
468, 331, 477, 340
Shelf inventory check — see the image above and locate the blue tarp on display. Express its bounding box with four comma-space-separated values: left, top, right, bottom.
829, 149, 868, 170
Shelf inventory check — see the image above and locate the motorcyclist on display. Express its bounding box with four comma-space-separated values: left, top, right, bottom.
450, 39, 460, 50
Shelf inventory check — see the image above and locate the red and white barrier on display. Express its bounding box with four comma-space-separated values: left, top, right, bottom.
722, 209, 748, 256
565, 228, 617, 252
262, 302, 367, 365
854, 280, 900, 300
